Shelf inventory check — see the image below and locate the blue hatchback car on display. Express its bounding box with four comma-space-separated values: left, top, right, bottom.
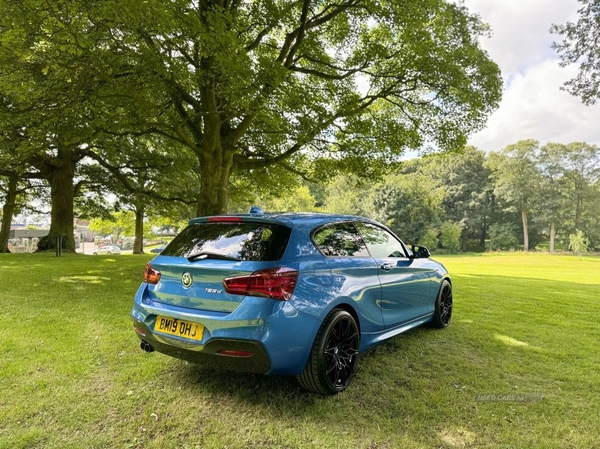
131, 209, 452, 394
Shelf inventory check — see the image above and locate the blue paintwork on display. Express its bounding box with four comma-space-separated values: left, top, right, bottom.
131, 212, 450, 376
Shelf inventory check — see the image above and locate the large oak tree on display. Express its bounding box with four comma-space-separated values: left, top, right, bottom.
2, 0, 501, 216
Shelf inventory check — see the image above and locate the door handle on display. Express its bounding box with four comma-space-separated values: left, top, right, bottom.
380, 262, 393, 271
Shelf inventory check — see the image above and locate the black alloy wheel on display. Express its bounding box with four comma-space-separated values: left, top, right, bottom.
431, 280, 452, 328
298, 309, 360, 395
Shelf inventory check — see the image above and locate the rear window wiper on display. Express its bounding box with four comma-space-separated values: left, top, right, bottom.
186, 251, 240, 262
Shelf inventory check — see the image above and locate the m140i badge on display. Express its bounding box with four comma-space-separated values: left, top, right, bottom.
181, 272, 193, 288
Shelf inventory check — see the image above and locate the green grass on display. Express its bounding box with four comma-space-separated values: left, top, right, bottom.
1, 252, 599, 448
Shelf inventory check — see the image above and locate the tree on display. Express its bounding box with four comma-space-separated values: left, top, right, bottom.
569, 229, 589, 258
0, 175, 19, 252
487, 223, 519, 252
415, 147, 494, 250
0, 3, 103, 252
440, 221, 461, 253
537, 143, 569, 253
322, 174, 373, 216
486, 140, 542, 251
2, 0, 501, 217
371, 173, 444, 244
89, 212, 136, 244
552, 0, 600, 105
85, 135, 198, 253
562, 142, 600, 233
262, 185, 318, 213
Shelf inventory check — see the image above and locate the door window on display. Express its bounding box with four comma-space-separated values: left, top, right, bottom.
355, 222, 407, 258
312, 223, 370, 257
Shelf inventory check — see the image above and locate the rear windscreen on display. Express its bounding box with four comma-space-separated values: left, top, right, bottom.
161, 222, 292, 261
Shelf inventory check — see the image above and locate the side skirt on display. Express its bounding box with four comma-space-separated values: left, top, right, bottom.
359, 313, 434, 352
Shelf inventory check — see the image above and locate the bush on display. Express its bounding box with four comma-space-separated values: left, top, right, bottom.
419, 228, 439, 252
487, 223, 519, 251
440, 222, 461, 253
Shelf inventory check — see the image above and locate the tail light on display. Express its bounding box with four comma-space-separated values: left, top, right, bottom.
144, 263, 161, 284
223, 267, 298, 301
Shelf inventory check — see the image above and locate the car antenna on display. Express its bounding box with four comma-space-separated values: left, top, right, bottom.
248, 205, 265, 215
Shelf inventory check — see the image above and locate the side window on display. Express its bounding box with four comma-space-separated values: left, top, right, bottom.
312, 223, 370, 257
355, 222, 407, 258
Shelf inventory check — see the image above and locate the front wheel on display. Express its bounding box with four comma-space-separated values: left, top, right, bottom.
431, 280, 452, 328
297, 309, 360, 395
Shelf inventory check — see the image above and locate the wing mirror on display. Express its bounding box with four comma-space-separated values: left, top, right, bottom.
411, 245, 431, 259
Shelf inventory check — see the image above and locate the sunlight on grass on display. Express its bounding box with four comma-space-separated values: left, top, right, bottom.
494, 333, 530, 347
58, 275, 111, 284
440, 428, 477, 447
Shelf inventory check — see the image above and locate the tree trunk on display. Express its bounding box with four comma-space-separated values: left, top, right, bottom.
521, 208, 529, 251
195, 148, 234, 216
479, 216, 487, 246
40, 155, 77, 252
549, 221, 555, 253
0, 176, 18, 253
575, 192, 583, 230
133, 204, 145, 254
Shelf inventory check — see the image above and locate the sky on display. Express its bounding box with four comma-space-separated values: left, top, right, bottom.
461, 0, 600, 151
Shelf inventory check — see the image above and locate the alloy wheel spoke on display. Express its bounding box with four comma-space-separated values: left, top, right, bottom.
324, 317, 359, 388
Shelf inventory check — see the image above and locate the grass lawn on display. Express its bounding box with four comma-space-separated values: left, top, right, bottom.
1, 252, 599, 448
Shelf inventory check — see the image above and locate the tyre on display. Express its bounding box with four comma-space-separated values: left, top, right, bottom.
298, 309, 360, 395
431, 280, 452, 328
107, 251, 112, 255
92, 252, 97, 255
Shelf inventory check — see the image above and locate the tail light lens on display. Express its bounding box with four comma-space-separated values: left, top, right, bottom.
223, 267, 298, 301
144, 263, 161, 284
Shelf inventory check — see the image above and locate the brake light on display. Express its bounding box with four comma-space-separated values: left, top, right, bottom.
144, 263, 161, 284
208, 216, 243, 222
223, 267, 298, 301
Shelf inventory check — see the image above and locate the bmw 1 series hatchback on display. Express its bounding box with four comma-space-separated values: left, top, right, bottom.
131, 209, 452, 394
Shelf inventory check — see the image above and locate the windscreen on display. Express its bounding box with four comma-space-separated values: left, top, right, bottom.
161, 222, 292, 261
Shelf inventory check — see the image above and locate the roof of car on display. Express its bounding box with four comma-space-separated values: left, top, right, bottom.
189, 212, 377, 227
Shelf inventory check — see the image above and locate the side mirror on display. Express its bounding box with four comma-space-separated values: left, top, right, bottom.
411, 245, 431, 259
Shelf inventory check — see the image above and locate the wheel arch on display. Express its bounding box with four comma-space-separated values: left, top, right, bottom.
331, 302, 362, 336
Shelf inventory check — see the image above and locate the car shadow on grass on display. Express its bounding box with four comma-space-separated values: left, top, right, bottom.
165, 326, 429, 414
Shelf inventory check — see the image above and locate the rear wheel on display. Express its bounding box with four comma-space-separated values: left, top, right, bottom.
431, 280, 452, 328
107, 251, 112, 255
297, 309, 359, 395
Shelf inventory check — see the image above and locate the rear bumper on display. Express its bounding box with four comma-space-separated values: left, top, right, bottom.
131, 284, 322, 376
133, 320, 271, 373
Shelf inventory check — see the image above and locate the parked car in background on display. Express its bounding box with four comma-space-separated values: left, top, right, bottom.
93, 245, 121, 255
150, 245, 166, 254
131, 208, 452, 394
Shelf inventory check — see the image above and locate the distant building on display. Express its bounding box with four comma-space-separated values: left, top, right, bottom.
8, 228, 48, 252
7, 218, 96, 252
74, 218, 94, 244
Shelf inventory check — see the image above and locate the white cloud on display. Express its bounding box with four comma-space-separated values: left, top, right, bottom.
470, 61, 600, 150
460, 0, 600, 151
464, 0, 579, 76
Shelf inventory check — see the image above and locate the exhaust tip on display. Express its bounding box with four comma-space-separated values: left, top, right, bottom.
140, 341, 155, 353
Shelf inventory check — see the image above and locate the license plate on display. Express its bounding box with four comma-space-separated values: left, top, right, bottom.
154, 316, 204, 342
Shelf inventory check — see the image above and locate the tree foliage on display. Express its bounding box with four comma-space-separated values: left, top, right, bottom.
552, 0, 600, 105
371, 173, 444, 244
569, 229, 589, 258
1, 0, 502, 216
